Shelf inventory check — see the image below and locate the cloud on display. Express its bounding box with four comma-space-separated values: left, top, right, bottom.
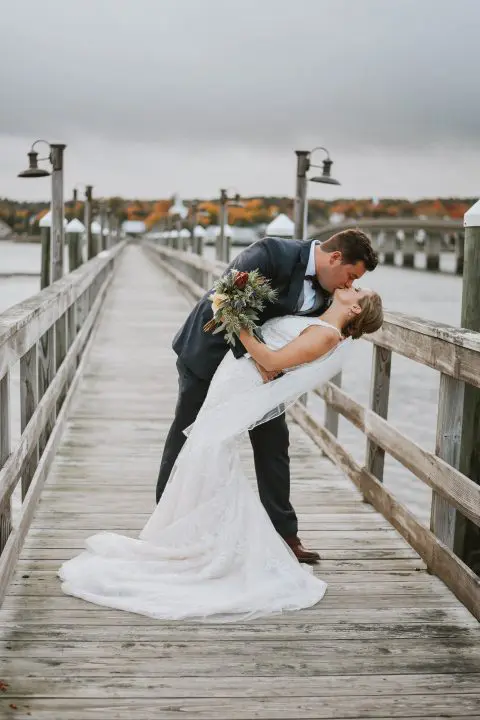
1, 0, 479, 199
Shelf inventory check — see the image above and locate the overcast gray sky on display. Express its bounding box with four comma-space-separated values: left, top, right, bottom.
1, 0, 479, 201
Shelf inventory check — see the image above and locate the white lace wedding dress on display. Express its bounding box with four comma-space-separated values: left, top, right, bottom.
59, 316, 351, 621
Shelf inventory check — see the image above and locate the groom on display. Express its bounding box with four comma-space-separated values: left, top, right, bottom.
157, 229, 378, 562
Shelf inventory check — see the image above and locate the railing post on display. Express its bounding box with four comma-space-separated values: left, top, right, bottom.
365, 345, 392, 481
382, 230, 396, 265
430, 373, 465, 550
402, 230, 416, 268
176, 218, 182, 251
85, 185, 94, 260
40, 226, 51, 290
38, 326, 56, 455
0, 373, 11, 554
425, 231, 441, 271
455, 234, 464, 275
20, 345, 39, 499
217, 189, 227, 262
68, 231, 83, 272
100, 202, 107, 253
55, 312, 68, 412
455, 202, 480, 573
66, 300, 77, 388
324, 372, 342, 436
50, 144, 66, 283
293, 150, 309, 241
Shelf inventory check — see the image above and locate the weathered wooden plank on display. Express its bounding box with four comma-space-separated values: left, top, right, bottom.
431, 373, 465, 550
13, 556, 427, 571
324, 371, 342, 437
66, 300, 76, 386
1, 695, 480, 720
365, 345, 391, 481
8, 576, 443, 598
37, 325, 55, 455
20, 531, 413, 552
0, 372, 11, 554
0, 604, 472, 626
19, 343, 38, 499
29, 512, 393, 531
10, 568, 430, 586
16, 545, 421, 561
55, 310, 68, 413
0, 593, 461, 611
0, 672, 479, 698
2, 639, 480, 676
457, 224, 480, 573
1, 621, 475, 641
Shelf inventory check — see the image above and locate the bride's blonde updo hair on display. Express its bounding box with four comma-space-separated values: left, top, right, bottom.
342, 291, 383, 340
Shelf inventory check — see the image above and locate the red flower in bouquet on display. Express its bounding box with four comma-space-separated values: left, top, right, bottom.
234, 271, 249, 289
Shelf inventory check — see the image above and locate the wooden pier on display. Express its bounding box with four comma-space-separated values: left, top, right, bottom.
0, 243, 479, 719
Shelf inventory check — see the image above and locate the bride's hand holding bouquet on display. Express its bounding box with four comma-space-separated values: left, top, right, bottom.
203, 269, 278, 347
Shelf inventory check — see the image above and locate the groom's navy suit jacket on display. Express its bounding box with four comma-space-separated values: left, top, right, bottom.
172, 237, 331, 381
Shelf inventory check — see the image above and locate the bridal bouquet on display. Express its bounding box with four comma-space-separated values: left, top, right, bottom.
203, 269, 278, 346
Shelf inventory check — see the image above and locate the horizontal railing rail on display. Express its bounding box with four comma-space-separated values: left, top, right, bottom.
143, 240, 480, 620
0, 243, 125, 603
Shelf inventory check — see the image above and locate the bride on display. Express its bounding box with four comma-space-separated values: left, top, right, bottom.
59, 286, 383, 621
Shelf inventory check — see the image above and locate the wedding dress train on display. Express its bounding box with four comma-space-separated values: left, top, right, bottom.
59, 316, 350, 621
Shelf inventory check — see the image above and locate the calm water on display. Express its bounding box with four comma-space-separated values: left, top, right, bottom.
1, 241, 464, 524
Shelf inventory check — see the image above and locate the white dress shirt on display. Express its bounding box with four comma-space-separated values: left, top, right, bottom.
299, 241, 317, 312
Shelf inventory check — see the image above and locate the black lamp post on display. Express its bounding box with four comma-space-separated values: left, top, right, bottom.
293, 146, 340, 240
218, 189, 244, 263
18, 140, 67, 284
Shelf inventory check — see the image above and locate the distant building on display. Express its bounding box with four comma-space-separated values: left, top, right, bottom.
168, 193, 188, 220
265, 213, 294, 238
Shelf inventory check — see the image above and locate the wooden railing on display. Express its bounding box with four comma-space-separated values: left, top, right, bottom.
143, 240, 480, 620
313, 218, 464, 273
0, 243, 125, 602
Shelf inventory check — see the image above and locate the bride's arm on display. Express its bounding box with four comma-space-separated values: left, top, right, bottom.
238, 326, 340, 372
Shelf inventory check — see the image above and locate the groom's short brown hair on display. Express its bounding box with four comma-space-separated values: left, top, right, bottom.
322, 229, 378, 271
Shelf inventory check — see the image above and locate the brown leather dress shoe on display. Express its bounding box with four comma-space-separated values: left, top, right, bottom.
284, 535, 321, 564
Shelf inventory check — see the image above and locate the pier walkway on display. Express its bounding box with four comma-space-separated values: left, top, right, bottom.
0, 245, 479, 719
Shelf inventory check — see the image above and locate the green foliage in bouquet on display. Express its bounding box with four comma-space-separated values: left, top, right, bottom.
203, 269, 278, 346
